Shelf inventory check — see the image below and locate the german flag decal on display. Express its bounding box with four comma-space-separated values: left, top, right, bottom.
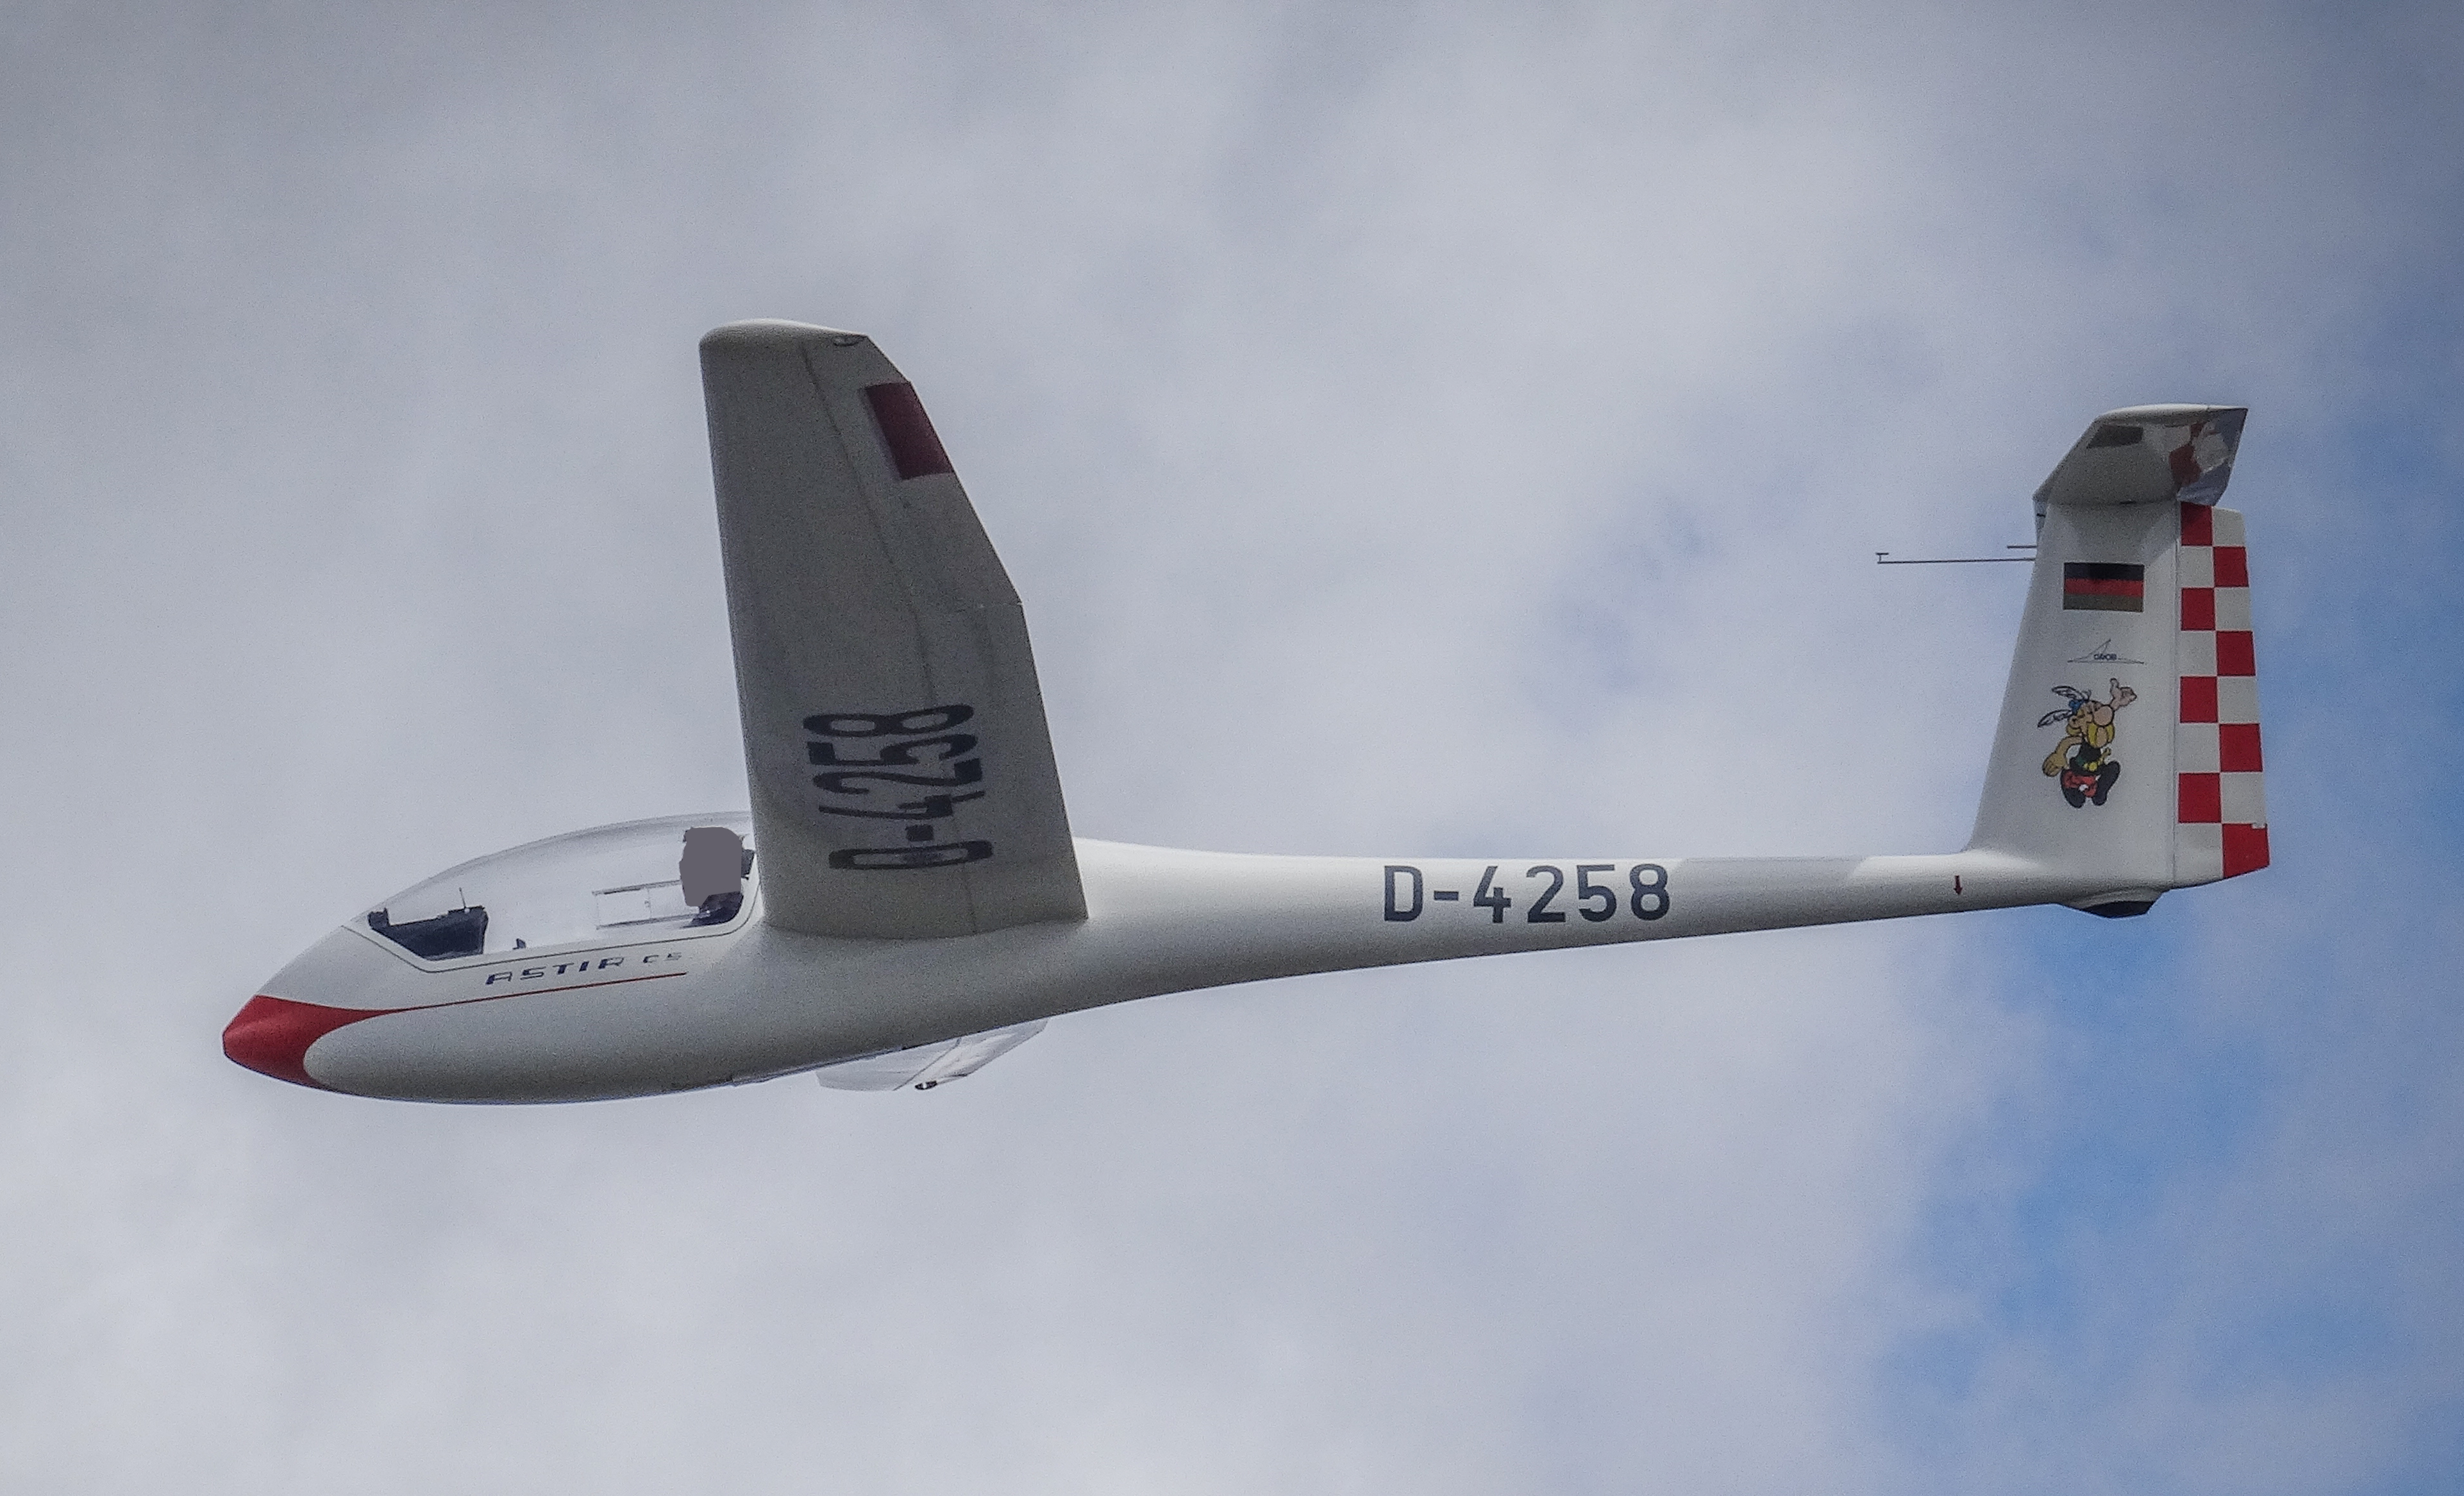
2063, 561, 2145, 612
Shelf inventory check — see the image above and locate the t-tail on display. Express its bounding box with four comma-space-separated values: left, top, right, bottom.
1967, 404, 2266, 916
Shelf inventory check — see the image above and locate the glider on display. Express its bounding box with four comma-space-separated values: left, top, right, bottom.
225, 323, 2267, 1102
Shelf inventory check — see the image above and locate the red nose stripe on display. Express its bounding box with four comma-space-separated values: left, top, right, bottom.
222, 995, 403, 1091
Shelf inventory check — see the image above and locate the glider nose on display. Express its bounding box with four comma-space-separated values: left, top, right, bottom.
223, 995, 389, 1092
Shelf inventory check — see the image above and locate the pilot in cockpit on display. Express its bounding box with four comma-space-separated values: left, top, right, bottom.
681, 825, 749, 927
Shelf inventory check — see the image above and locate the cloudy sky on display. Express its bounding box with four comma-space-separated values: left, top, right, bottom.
4, 3, 2460, 1491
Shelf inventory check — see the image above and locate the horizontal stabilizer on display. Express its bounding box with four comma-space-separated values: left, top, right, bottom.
2032, 404, 2246, 513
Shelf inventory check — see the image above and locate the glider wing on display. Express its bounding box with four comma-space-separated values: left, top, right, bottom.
700, 321, 1085, 938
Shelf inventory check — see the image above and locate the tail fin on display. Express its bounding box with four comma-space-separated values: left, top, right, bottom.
1968, 406, 2267, 914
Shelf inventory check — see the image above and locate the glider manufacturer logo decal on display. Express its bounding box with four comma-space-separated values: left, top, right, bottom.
482, 950, 689, 986
2038, 678, 2136, 807
2067, 637, 2147, 666
805, 703, 995, 870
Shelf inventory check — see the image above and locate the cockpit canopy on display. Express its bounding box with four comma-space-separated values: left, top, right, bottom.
362, 814, 754, 962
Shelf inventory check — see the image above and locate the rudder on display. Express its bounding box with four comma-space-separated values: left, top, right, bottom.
2172, 501, 2269, 883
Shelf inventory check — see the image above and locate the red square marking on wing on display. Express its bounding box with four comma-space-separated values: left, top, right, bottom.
2213, 546, 2249, 588
862, 382, 957, 480
2181, 676, 2218, 723
2219, 722, 2264, 772
2180, 587, 2215, 630
2179, 773, 2223, 824
2181, 503, 2213, 547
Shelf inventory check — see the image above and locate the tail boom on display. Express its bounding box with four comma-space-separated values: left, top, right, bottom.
1012, 843, 2159, 1005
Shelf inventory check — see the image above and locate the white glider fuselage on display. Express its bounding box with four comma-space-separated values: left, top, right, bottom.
257, 841, 2077, 1103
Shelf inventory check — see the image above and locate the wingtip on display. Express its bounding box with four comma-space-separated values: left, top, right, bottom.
700, 319, 869, 352
2088, 402, 2245, 423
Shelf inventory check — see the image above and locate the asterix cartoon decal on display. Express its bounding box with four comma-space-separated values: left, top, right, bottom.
2040, 678, 2137, 807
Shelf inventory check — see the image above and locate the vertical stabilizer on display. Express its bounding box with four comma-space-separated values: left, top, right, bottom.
1968, 407, 2263, 913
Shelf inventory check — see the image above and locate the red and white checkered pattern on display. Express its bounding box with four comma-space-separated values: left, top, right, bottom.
2175, 502, 2267, 881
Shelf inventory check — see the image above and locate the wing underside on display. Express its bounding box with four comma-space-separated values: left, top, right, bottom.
700, 321, 1085, 938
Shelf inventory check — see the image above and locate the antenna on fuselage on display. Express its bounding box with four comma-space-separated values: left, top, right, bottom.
1874, 544, 2037, 566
